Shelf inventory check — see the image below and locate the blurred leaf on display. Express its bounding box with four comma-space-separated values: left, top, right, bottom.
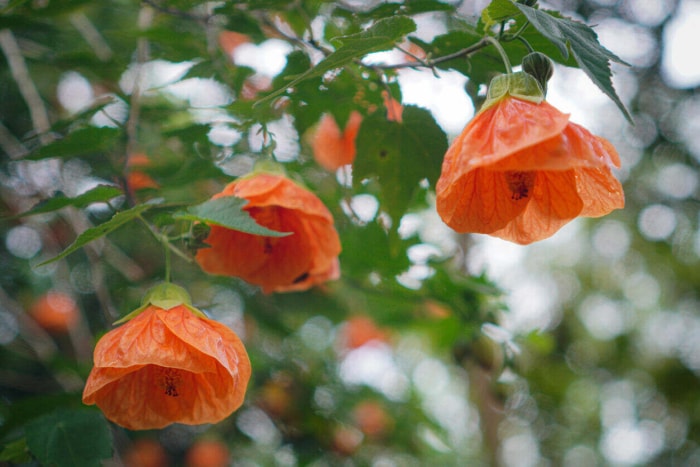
26, 127, 122, 160
514, 4, 633, 122
37, 203, 154, 266
338, 0, 455, 18
354, 105, 447, 224
0, 438, 30, 463
25, 408, 112, 467
11, 185, 123, 218
256, 16, 416, 105
175, 197, 292, 237
340, 220, 411, 277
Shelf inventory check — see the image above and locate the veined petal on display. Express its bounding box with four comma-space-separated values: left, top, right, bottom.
222, 174, 335, 222
491, 170, 584, 244
436, 169, 530, 234
576, 166, 625, 217
446, 98, 570, 175
493, 121, 621, 171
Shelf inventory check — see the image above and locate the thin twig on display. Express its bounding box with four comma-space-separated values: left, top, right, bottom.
0, 29, 52, 145
0, 121, 28, 159
69, 12, 113, 61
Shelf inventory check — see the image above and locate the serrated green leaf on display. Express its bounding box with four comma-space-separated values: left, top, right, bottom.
256, 16, 416, 106
27, 127, 122, 160
175, 197, 291, 237
11, 185, 123, 218
514, 4, 633, 122
37, 203, 153, 266
354, 105, 447, 224
25, 408, 112, 467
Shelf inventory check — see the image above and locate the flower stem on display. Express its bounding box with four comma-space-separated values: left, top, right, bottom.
484, 35, 512, 75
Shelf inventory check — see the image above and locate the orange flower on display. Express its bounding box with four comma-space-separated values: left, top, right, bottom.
339, 315, 389, 350
436, 72, 624, 245
312, 111, 363, 171
195, 172, 341, 293
217, 30, 250, 59
381, 90, 403, 123
185, 439, 230, 467
127, 153, 159, 191
82, 284, 251, 430
29, 291, 79, 334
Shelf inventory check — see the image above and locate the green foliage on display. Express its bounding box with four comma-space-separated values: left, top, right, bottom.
1, 0, 688, 465
175, 196, 292, 237
26, 127, 122, 161
37, 203, 154, 266
25, 408, 112, 467
354, 105, 447, 226
514, 4, 633, 122
258, 16, 416, 105
11, 185, 123, 218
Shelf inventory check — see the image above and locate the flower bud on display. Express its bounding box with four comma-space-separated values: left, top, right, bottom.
522, 52, 554, 95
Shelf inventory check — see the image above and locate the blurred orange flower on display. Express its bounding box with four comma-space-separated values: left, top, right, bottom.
185, 439, 230, 467
195, 173, 342, 293
436, 73, 624, 244
29, 291, 79, 334
381, 90, 403, 123
127, 153, 158, 192
217, 30, 250, 59
312, 111, 363, 171
340, 315, 388, 350
82, 284, 251, 430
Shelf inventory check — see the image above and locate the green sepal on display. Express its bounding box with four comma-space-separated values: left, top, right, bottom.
482, 72, 545, 111
112, 283, 207, 325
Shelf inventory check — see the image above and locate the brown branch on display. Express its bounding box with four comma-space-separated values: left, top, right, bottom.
0, 29, 53, 145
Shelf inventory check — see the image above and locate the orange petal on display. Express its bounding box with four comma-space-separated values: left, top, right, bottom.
312, 112, 362, 171
196, 173, 341, 293
436, 168, 530, 234
491, 170, 584, 244
442, 98, 570, 178
576, 166, 625, 217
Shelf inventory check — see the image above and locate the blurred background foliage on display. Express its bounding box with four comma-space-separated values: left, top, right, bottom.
1, 0, 699, 466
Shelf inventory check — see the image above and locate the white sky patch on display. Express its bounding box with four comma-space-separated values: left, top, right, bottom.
57, 71, 94, 113
661, 0, 700, 88
165, 77, 233, 108
119, 59, 195, 95
398, 68, 473, 135
233, 39, 293, 77
595, 18, 658, 68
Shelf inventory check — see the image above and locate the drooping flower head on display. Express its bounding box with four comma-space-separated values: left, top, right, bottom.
436, 71, 624, 244
195, 172, 342, 293
82, 283, 251, 430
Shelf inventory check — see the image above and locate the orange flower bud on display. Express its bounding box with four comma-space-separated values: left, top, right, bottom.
436, 72, 624, 245
195, 173, 342, 293
29, 291, 79, 334
82, 284, 251, 430
312, 111, 363, 171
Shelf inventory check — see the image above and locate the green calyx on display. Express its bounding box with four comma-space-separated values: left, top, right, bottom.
481, 72, 545, 112
522, 52, 554, 95
113, 283, 207, 325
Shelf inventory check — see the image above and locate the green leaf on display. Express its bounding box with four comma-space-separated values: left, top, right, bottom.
256, 16, 416, 105
37, 203, 154, 266
0, 438, 31, 464
175, 197, 291, 237
25, 408, 112, 467
11, 185, 123, 218
514, 4, 633, 122
27, 127, 122, 160
481, 0, 520, 30
354, 105, 447, 224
